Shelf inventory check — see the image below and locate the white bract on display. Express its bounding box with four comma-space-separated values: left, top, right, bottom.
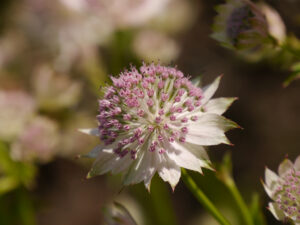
263, 156, 300, 224
81, 63, 238, 190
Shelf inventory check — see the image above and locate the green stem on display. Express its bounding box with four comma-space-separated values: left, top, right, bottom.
225, 180, 254, 225
181, 169, 232, 225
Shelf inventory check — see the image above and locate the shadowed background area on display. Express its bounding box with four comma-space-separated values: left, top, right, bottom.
0, 0, 299, 225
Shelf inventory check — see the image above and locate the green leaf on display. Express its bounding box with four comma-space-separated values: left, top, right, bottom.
0, 142, 36, 194
284, 62, 300, 87
249, 193, 267, 225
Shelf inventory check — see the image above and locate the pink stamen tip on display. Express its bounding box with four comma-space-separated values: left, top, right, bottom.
131, 150, 137, 155
119, 149, 129, 157
147, 99, 154, 107
181, 117, 188, 123
138, 138, 144, 144
170, 115, 176, 121
142, 81, 148, 89
188, 105, 195, 111
134, 128, 142, 137
191, 115, 198, 121
163, 124, 169, 129
174, 96, 181, 102
137, 109, 145, 117
178, 89, 185, 96
159, 149, 166, 154
147, 89, 154, 97
194, 100, 201, 107
123, 114, 132, 120
161, 93, 168, 101
149, 145, 156, 152
158, 80, 164, 89
123, 125, 130, 131
148, 126, 154, 132
155, 116, 162, 123
176, 107, 183, 113
181, 127, 188, 133
159, 109, 164, 116
168, 137, 175, 142
179, 137, 186, 143
158, 135, 163, 141
170, 106, 176, 113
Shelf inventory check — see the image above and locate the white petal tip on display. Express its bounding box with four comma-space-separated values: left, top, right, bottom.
78, 128, 100, 136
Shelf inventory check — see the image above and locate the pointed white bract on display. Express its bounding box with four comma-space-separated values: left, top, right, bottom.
81, 63, 238, 190
263, 156, 300, 223
104, 202, 138, 225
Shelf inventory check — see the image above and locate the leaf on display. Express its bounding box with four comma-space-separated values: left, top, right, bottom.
284, 62, 300, 87
0, 141, 36, 194
249, 193, 267, 225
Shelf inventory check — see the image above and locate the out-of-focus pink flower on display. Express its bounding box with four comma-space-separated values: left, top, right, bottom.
0, 90, 36, 141
133, 30, 180, 63
150, 0, 198, 34
11, 116, 59, 162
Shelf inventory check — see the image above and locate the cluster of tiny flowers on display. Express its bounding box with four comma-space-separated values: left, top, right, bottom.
81, 62, 237, 189
97, 63, 203, 159
274, 169, 300, 221
264, 157, 300, 224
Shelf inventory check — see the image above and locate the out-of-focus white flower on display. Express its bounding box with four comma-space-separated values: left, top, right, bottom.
150, 0, 198, 34
107, 0, 171, 28
11, 116, 59, 162
32, 65, 81, 111
263, 156, 300, 224
80, 63, 238, 190
133, 30, 180, 63
13, 0, 113, 72
0, 90, 36, 141
104, 202, 137, 225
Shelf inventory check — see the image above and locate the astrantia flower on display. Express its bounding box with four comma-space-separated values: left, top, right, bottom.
81, 63, 238, 190
212, 0, 285, 51
263, 156, 300, 224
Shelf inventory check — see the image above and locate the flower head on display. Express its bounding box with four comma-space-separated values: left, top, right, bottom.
263, 156, 300, 223
81, 63, 238, 190
212, 0, 285, 51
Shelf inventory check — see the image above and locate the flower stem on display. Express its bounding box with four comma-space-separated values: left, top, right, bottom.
225, 179, 254, 225
181, 169, 232, 225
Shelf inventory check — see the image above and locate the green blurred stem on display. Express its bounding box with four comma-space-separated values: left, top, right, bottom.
224, 179, 254, 225
181, 169, 232, 225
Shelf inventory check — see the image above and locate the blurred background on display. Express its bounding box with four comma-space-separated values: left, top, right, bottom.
0, 0, 299, 225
